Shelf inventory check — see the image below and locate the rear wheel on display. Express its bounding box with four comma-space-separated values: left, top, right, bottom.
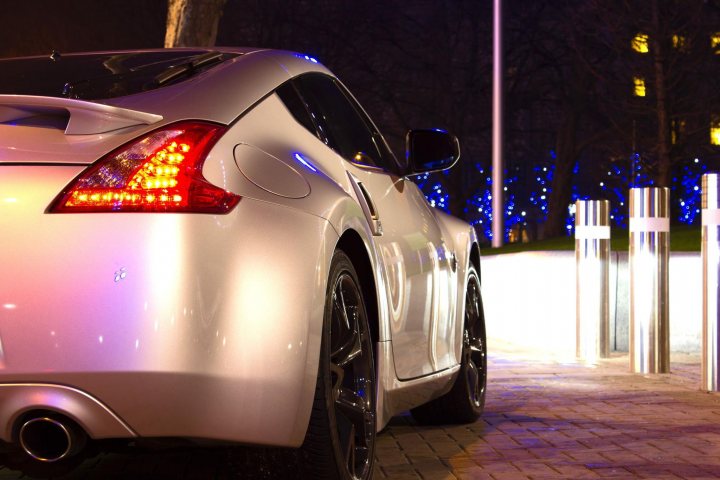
411, 264, 486, 424
301, 250, 376, 480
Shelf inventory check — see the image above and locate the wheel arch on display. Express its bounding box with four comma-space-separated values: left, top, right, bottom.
336, 229, 379, 348
470, 241, 481, 286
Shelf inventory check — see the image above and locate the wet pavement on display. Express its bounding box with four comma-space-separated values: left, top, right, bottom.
2, 339, 719, 479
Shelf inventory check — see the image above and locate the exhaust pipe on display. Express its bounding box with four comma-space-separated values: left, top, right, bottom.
18, 415, 87, 463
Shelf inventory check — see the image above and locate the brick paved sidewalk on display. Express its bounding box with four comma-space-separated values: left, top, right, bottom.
374, 339, 720, 480
2, 339, 719, 479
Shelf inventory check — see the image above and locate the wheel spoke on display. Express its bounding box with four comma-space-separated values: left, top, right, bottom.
336, 386, 371, 424
331, 275, 366, 367
335, 384, 374, 479
344, 422, 357, 476
470, 337, 484, 356
465, 357, 479, 401
333, 285, 351, 330
333, 333, 363, 367
330, 362, 345, 395
465, 283, 480, 329
331, 321, 362, 367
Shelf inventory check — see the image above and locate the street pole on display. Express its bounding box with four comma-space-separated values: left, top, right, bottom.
492, 0, 504, 247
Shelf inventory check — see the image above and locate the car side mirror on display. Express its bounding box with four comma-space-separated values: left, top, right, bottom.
405, 129, 460, 175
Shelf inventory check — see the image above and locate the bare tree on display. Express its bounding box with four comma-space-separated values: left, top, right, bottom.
506, 0, 720, 237
165, 0, 227, 47
502, 1, 610, 238
570, 0, 718, 187
217, 0, 492, 220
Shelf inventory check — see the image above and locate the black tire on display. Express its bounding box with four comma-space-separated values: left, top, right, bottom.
411, 264, 487, 424
301, 250, 376, 480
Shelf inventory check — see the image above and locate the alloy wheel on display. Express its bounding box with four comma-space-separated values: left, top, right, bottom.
329, 272, 375, 479
463, 272, 486, 409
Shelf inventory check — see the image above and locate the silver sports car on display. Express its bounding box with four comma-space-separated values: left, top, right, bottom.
0, 48, 486, 479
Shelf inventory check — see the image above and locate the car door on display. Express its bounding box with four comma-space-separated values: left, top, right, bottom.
290, 73, 456, 378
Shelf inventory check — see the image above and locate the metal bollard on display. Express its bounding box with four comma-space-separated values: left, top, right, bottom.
575, 200, 610, 363
702, 173, 720, 391
629, 187, 670, 374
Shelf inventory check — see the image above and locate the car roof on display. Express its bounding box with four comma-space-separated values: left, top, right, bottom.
0, 47, 333, 126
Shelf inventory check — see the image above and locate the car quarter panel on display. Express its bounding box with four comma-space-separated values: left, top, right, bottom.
201, 78, 470, 380
0, 165, 334, 446
202, 90, 400, 346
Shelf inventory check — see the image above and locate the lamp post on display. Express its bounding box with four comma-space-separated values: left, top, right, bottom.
491, 0, 504, 247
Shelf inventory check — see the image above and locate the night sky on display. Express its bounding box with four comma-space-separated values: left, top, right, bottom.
3, 1, 719, 243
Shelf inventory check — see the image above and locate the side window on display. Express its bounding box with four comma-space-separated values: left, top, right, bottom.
276, 81, 317, 136
294, 73, 388, 169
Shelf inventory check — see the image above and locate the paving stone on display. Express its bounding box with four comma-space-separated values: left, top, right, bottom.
381, 463, 422, 478
3, 339, 720, 478
453, 466, 490, 479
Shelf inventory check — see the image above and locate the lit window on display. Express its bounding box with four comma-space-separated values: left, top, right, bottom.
672, 34, 686, 50
632, 33, 649, 53
712, 33, 720, 52
633, 77, 646, 97
671, 123, 676, 145
671, 119, 685, 145
712, 116, 720, 145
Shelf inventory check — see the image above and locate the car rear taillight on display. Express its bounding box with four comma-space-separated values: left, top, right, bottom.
48, 121, 240, 213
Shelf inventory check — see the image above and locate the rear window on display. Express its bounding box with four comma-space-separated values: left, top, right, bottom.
0, 51, 239, 100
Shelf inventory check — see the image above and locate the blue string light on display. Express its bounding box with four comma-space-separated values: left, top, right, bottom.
413, 173, 450, 212
674, 158, 706, 225
416, 156, 707, 242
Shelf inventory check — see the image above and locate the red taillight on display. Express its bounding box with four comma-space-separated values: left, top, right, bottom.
48, 121, 240, 213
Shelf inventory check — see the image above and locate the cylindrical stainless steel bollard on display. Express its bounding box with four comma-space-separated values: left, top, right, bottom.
575, 200, 610, 363
702, 173, 720, 391
629, 187, 670, 374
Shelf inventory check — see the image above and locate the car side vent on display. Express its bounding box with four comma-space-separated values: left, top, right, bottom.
357, 182, 378, 219
347, 172, 383, 236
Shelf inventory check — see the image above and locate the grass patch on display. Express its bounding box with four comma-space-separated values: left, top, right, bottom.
484, 224, 701, 255
670, 224, 701, 251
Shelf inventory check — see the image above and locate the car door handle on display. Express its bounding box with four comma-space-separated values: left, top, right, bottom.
347, 173, 383, 236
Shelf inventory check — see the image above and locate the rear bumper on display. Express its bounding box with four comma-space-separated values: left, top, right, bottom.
0, 383, 134, 443
0, 368, 321, 446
